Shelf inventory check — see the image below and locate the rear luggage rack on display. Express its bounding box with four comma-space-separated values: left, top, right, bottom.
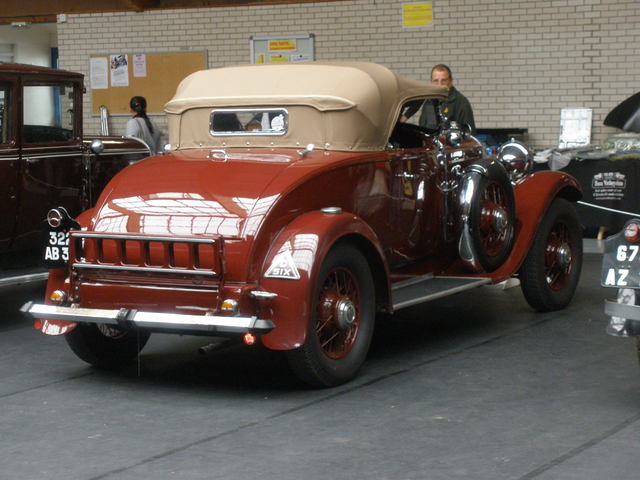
70, 232, 223, 283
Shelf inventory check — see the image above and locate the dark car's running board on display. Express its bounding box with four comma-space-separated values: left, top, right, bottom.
392, 275, 491, 310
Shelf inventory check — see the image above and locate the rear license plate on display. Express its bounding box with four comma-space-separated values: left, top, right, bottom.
42, 225, 71, 269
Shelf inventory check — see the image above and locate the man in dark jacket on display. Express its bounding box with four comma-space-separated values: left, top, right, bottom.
426, 64, 475, 132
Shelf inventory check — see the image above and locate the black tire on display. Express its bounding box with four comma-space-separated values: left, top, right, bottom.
286, 244, 375, 388
66, 323, 150, 368
519, 198, 583, 312
467, 167, 515, 272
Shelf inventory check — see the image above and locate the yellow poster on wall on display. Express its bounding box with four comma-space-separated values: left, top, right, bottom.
269, 39, 297, 51
270, 55, 290, 63
403, 2, 434, 28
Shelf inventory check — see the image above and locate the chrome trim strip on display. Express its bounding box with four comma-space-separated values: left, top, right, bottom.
21, 152, 83, 159
72, 232, 218, 244
22, 303, 275, 334
0, 156, 20, 162
72, 263, 218, 276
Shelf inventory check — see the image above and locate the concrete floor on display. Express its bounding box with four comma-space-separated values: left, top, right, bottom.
1, 252, 638, 480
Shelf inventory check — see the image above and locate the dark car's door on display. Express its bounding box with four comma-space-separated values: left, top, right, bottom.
0, 76, 19, 252
13, 77, 85, 251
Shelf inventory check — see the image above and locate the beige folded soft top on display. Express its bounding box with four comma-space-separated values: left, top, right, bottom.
165, 61, 448, 152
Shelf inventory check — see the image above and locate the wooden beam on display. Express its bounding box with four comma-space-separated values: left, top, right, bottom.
0, 0, 348, 24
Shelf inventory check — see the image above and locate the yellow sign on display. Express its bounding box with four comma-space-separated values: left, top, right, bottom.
403, 2, 433, 28
268, 39, 297, 51
270, 55, 290, 63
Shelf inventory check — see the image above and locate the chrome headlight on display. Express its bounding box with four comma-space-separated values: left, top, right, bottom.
497, 139, 533, 181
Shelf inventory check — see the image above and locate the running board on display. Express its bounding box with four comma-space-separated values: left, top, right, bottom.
0, 271, 48, 288
392, 275, 491, 310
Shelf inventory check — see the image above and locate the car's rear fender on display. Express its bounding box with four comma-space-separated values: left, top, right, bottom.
258, 209, 389, 350
486, 170, 582, 282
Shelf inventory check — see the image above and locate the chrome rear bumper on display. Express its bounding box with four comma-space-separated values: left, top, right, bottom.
21, 302, 275, 335
604, 299, 640, 337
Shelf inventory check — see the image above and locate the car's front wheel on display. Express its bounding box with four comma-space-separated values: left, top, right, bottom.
66, 323, 150, 368
286, 244, 375, 387
519, 198, 582, 311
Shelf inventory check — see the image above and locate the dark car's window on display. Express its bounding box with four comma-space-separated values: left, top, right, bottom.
0, 83, 10, 145
23, 82, 76, 143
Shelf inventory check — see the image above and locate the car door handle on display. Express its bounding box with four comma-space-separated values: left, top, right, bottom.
396, 172, 419, 180
25, 157, 40, 164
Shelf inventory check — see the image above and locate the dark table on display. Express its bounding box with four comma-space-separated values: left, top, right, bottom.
536, 155, 640, 235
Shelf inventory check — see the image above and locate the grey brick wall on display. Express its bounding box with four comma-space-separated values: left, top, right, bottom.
58, 0, 640, 150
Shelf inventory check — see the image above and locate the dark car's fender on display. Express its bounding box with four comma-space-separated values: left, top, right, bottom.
258, 209, 389, 350
485, 170, 582, 282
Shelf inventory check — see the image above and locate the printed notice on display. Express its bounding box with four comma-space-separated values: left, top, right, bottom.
268, 39, 297, 51
132, 54, 147, 77
591, 171, 627, 201
110, 54, 129, 87
403, 2, 434, 28
90, 57, 108, 89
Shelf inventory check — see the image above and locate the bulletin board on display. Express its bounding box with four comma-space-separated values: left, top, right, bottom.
250, 34, 315, 64
89, 51, 207, 115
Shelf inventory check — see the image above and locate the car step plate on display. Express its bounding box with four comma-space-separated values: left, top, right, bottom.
392, 275, 490, 310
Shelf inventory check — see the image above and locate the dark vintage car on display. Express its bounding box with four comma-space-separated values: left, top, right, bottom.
0, 62, 150, 257
601, 220, 640, 362
22, 62, 584, 387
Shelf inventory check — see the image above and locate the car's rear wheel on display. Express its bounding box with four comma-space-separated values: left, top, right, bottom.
519, 198, 582, 311
466, 167, 515, 272
286, 244, 375, 387
66, 323, 150, 368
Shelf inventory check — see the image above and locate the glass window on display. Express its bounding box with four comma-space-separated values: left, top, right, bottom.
210, 108, 288, 136
23, 82, 76, 143
0, 83, 10, 144
401, 99, 440, 132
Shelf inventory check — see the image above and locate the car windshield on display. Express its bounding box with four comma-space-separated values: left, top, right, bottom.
210, 108, 288, 136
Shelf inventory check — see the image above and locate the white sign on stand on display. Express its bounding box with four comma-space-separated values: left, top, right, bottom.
559, 108, 592, 148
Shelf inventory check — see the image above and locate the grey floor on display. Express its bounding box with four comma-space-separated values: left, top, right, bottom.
0, 250, 637, 480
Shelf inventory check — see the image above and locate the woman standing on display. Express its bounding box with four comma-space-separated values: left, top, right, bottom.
125, 96, 162, 154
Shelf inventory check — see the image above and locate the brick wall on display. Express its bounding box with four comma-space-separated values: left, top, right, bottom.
57, 0, 640, 150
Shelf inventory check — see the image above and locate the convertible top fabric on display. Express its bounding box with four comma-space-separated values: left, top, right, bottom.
165, 62, 447, 151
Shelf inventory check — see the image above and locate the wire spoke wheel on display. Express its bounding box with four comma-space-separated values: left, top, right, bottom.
544, 221, 574, 291
466, 165, 515, 272
286, 244, 375, 387
479, 180, 511, 257
316, 266, 361, 359
519, 198, 582, 312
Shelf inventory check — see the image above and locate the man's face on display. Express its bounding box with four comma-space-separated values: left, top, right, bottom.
431, 69, 452, 90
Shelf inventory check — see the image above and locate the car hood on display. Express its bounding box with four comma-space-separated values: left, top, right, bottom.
604, 91, 640, 133
90, 149, 314, 238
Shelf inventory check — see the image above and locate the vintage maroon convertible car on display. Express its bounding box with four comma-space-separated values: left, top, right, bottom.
23, 62, 583, 386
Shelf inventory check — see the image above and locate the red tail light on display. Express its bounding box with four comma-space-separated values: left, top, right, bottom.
624, 222, 640, 243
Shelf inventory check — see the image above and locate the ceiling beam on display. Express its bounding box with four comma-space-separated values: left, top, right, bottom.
0, 0, 347, 24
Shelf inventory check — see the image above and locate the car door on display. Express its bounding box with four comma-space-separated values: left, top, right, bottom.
13, 76, 85, 250
0, 76, 19, 252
